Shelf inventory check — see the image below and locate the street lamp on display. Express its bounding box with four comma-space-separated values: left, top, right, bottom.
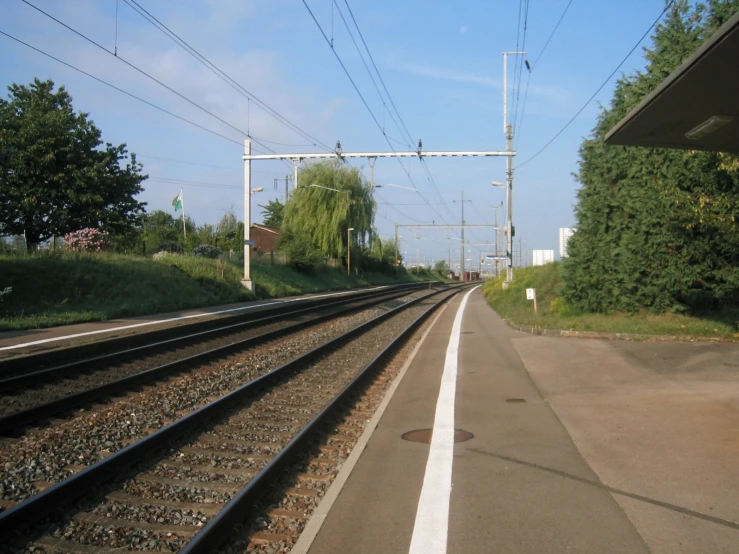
347, 227, 354, 275
374, 184, 419, 192
251, 187, 264, 195
308, 183, 342, 193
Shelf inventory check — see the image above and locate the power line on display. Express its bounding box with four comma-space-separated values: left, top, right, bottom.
341, 0, 455, 221
331, 0, 453, 222
341, 0, 415, 146
532, 0, 574, 70
301, 0, 451, 225
0, 30, 243, 147
331, 0, 406, 142
512, 0, 531, 132
20, 0, 284, 160
518, 0, 676, 169
516, 0, 575, 148
122, 0, 332, 151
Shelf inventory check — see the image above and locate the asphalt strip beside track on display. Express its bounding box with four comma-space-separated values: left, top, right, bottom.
0, 286, 390, 352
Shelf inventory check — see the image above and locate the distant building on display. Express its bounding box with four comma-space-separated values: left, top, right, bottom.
533, 250, 555, 266
250, 223, 282, 253
559, 227, 575, 257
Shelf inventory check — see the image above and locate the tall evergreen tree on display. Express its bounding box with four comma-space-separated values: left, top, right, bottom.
562, 1, 739, 313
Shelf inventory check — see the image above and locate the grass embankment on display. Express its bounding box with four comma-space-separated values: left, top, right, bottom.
482, 263, 739, 340
252, 261, 444, 298
0, 253, 448, 331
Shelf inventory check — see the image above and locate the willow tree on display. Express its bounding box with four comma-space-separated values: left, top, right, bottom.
282, 160, 375, 261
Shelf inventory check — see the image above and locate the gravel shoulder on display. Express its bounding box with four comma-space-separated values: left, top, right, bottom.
0, 292, 426, 507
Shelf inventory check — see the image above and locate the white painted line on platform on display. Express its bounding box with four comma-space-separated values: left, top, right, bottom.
408, 285, 479, 554
0, 286, 389, 351
291, 297, 452, 554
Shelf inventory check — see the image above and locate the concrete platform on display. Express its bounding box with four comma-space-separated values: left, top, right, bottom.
304, 288, 739, 553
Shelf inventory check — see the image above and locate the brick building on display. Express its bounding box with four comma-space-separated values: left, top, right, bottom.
250, 224, 282, 253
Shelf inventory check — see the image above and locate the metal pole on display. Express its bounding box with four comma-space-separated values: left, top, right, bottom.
180, 188, 186, 241
503, 53, 508, 135
503, 53, 513, 285
448, 243, 451, 275
242, 140, 253, 291
506, 128, 513, 284
461, 191, 465, 281
284, 175, 289, 205
293, 160, 299, 190
493, 205, 499, 276
369, 157, 376, 190
347, 228, 352, 275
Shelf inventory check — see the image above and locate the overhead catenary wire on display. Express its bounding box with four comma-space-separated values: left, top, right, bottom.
331, 0, 453, 223
302, 0, 452, 226
122, 0, 332, 152
20, 0, 287, 162
341, 0, 458, 224
512, 0, 531, 133
517, 0, 676, 169
516, 0, 575, 148
0, 30, 244, 147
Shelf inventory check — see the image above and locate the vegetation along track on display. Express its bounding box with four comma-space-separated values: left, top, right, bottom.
0, 283, 432, 435
0, 284, 466, 552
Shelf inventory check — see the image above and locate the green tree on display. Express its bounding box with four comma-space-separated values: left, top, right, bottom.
562, 1, 739, 313
434, 259, 449, 273
141, 210, 186, 252
282, 161, 375, 262
0, 79, 147, 250
260, 200, 284, 228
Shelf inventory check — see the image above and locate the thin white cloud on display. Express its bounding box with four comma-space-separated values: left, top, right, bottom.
460, 26, 468, 34
388, 58, 568, 103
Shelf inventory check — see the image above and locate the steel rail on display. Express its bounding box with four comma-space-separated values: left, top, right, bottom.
0, 284, 465, 535
181, 285, 464, 553
0, 282, 428, 376
0, 283, 426, 391
0, 284, 435, 434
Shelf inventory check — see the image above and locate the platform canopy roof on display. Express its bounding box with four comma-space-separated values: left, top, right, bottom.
604, 11, 739, 154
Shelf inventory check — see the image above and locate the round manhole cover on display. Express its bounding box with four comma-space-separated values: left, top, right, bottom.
401, 429, 474, 444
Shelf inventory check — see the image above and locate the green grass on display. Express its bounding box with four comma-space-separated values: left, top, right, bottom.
482, 263, 739, 340
0, 252, 448, 331
0, 252, 253, 331
251, 260, 448, 298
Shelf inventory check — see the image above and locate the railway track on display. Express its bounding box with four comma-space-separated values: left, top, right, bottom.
0, 283, 465, 553
0, 283, 430, 435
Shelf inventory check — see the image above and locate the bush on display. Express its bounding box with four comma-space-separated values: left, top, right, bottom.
63, 228, 109, 252
278, 232, 322, 273
192, 244, 223, 259
155, 241, 184, 254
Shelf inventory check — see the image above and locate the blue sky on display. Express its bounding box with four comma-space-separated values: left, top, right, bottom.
2, 0, 669, 267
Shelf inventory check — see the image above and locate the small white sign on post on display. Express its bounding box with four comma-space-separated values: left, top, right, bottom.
526, 288, 538, 314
